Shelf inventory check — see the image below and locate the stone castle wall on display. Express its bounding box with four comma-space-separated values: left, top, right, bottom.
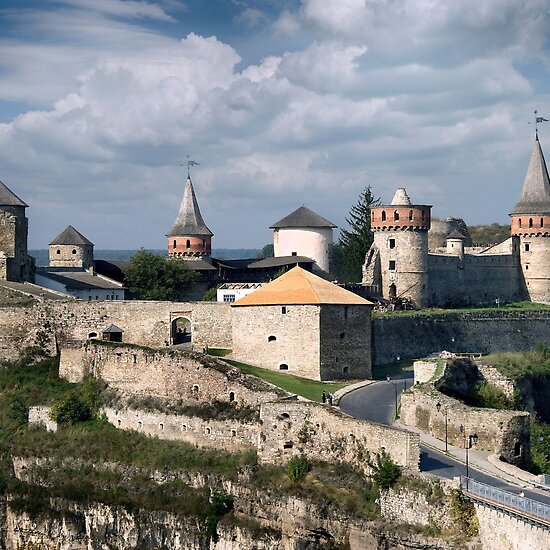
259, 399, 420, 471
61, 341, 284, 406
0, 205, 30, 282
372, 309, 550, 365
103, 407, 259, 452
400, 386, 530, 465
519, 235, 550, 304
231, 304, 321, 379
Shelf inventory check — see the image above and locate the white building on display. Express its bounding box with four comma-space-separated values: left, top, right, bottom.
270, 206, 336, 273
217, 282, 264, 303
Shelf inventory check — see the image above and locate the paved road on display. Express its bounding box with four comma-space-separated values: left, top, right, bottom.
339, 378, 550, 506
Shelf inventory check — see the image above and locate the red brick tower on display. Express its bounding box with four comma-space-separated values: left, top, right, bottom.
167, 175, 213, 259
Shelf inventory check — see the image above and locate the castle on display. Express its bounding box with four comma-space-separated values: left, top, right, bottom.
362, 136, 550, 307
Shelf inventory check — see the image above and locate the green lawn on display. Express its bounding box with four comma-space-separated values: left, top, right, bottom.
223, 359, 348, 402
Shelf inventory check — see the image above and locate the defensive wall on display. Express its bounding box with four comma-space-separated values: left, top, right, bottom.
372, 309, 550, 365
61, 341, 285, 406
258, 399, 420, 471
400, 386, 530, 466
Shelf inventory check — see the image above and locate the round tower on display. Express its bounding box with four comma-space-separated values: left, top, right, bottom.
48, 225, 94, 270
510, 135, 550, 303
167, 175, 213, 259
270, 206, 337, 273
370, 188, 431, 307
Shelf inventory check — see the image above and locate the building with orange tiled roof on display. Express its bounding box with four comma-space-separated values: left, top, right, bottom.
231, 267, 373, 381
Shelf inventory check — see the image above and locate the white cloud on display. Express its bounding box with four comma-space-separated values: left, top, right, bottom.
235, 7, 266, 26
51, 0, 176, 21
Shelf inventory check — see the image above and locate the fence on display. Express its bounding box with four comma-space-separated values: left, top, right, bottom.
461, 476, 550, 527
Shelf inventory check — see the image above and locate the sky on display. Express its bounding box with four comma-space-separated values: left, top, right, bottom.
1, 0, 549, 250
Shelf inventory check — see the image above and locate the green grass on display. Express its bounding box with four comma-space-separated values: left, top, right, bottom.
206, 348, 232, 357
371, 301, 550, 318
224, 359, 348, 402
372, 360, 414, 380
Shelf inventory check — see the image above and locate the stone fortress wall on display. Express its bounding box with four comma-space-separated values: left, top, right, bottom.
61, 341, 285, 406
259, 399, 420, 471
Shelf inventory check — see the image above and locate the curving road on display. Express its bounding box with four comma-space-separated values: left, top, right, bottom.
339, 378, 550, 506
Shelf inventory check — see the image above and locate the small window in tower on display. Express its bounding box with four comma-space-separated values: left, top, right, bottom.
281, 306, 287, 314
173, 240, 177, 249
409, 210, 413, 221
519, 218, 522, 228
268, 335, 277, 342
56, 249, 61, 255
541, 218, 544, 228
526, 265, 529, 270
186, 239, 191, 249
525, 243, 530, 252
381, 210, 387, 222
389, 239, 396, 249
202, 239, 206, 249
340, 332, 345, 340
394, 210, 400, 221
291, 251, 297, 256
529, 218, 533, 228
72, 249, 76, 254
421, 210, 426, 222
279, 364, 289, 371
389, 260, 396, 271
229, 391, 235, 402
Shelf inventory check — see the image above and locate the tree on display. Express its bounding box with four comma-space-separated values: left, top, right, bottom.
339, 187, 380, 282
257, 243, 274, 258
124, 249, 198, 300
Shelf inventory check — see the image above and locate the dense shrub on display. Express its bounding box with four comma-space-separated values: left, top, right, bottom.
286, 455, 312, 483
367, 450, 401, 490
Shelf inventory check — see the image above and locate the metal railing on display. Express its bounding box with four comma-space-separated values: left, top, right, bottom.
461, 477, 550, 526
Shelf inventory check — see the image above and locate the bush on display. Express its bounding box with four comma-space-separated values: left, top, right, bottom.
286, 455, 312, 483
204, 492, 234, 542
471, 382, 515, 410
367, 450, 401, 490
49, 377, 104, 425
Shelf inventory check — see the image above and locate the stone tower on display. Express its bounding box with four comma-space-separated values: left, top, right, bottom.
510, 135, 550, 303
0, 180, 32, 282
167, 175, 213, 259
49, 225, 94, 271
365, 188, 431, 307
270, 206, 337, 273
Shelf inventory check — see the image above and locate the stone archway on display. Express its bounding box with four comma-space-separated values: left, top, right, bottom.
389, 283, 397, 299
171, 316, 192, 346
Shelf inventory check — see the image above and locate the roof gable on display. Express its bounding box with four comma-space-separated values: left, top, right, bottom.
0, 180, 28, 207
270, 206, 337, 229
232, 266, 373, 306
49, 225, 94, 246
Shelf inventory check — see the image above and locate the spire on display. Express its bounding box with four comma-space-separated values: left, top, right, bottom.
390, 188, 412, 206
511, 137, 550, 215
0, 180, 28, 207
167, 175, 213, 237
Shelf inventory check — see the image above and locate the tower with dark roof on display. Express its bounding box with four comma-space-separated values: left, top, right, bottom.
510, 136, 550, 303
49, 225, 94, 271
0, 180, 33, 282
366, 188, 432, 307
167, 175, 213, 259
270, 206, 337, 273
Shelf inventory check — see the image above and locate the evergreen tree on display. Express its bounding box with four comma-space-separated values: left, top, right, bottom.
339, 187, 379, 282
124, 249, 197, 300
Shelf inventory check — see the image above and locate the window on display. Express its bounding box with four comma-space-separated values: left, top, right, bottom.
281, 412, 290, 419
193, 384, 199, 393
281, 306, 287, 314
394, 210, 400, 221
202, 239, 206, 249
268, 335, 277, 342
389, 239, 396, 249
519, 218, 522, 228
223, 294, 236, 303
229, 391, 235, 402
291, 251, 297, 256
526, 265, 529, 270
339, 332, 345, 340
88, 332, 98, 338
525, 243, 530, 252
343, 366, 349, 374
56, 249, 61, 255
542, 218, 545, 228
186, 239, 191, 249
231, 429, 237, 437
514, 442, 522, 456
529, 218, 533, 228
381, 210, 387, 222
117, 419, 121, 428
159, 423, 164, 431
389, 260, 396, 271
72, 249, 77, 254
421, 210, 426, 222
138, 421, 142, 428
409, 210, 413, 221
279, 364, 289, 370
283, 441, 293, 449
173, 240, 177, 249
181, 424, 187, 431
206, 427, 211, 435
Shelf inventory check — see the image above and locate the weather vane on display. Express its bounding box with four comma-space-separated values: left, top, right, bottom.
529, 110, 549, 136
181, 155, 199, 176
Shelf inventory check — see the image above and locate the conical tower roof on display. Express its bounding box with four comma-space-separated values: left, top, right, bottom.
49, 225, 94, 246
167, 176, 213, 237
270, 206, 337, 229
390, 188, 412, 206
232, 266, 372, 306
0, 180, 28, 207
511, 136, 550, 215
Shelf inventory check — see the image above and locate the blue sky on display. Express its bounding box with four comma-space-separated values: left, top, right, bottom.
0, 0, 549, 249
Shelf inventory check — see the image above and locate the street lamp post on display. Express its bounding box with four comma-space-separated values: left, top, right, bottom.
436, 401, 448, 452
460, 424, 479, 491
